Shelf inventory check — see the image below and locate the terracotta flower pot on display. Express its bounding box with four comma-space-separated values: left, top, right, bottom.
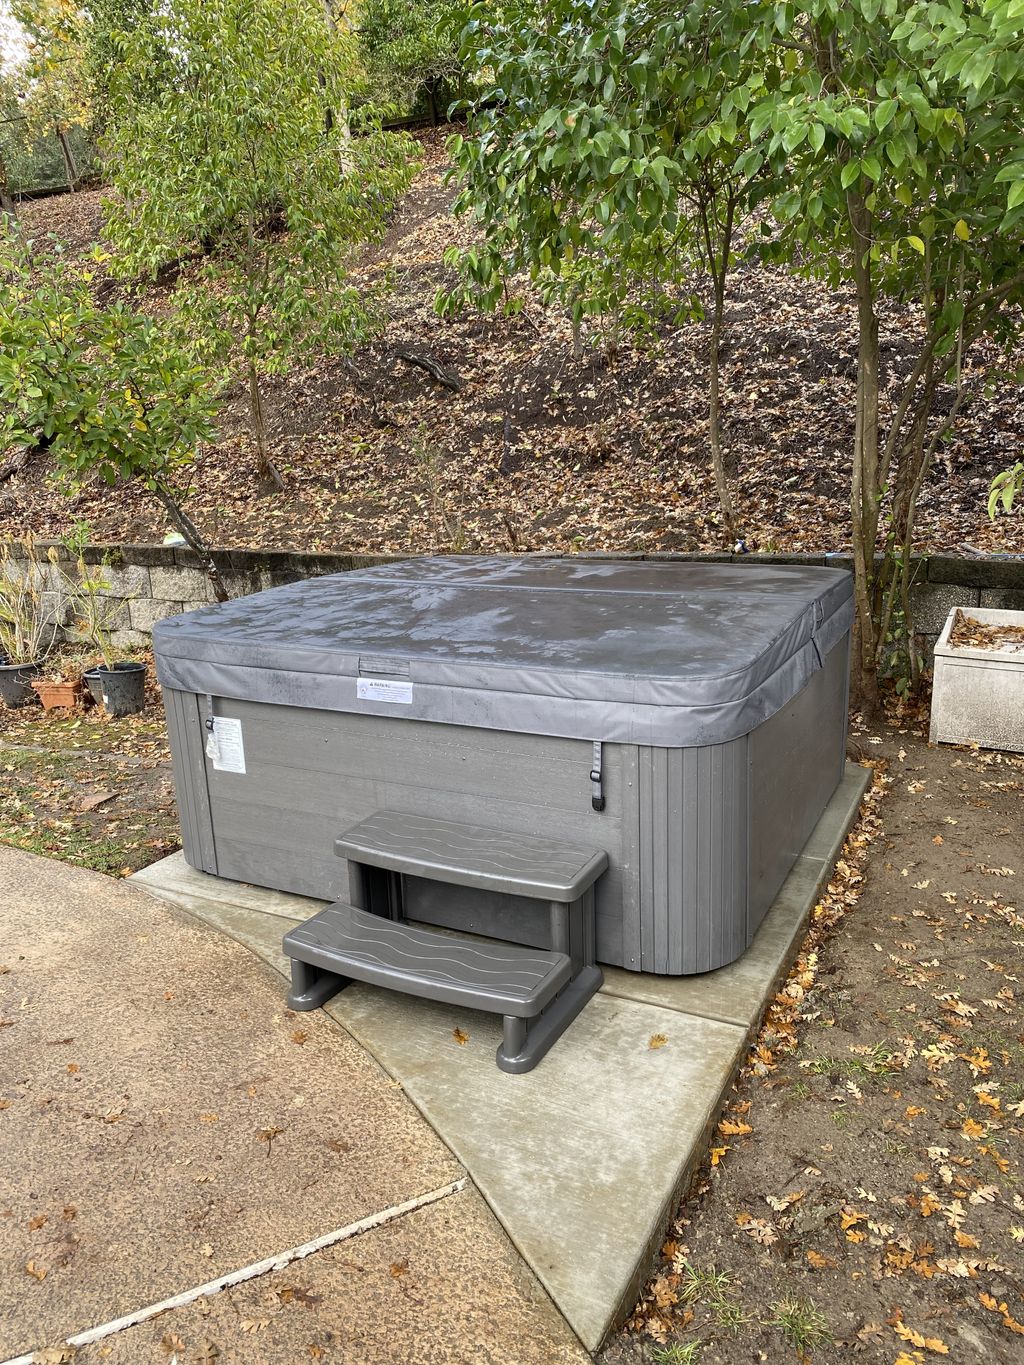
31, 678, 85, 711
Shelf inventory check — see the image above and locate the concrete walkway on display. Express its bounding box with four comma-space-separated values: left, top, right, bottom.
0, 849, 586, 1365
131, 763, 871, 1353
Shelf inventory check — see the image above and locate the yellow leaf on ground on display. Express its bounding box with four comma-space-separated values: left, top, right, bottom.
962, 1118, 985, 1139
24, 1260, 46, 1282
648, 1033, 668, 1050
452, 1027, 469, 1045
718, 1119, 752, 1136
894, 1320, 950, 1354
954, 1230, 979, 1249
710, 1145, 729, 1166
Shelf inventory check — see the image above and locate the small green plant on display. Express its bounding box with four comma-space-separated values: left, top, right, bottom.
56, 522, 124, 671
650, 1343, 701, 1365
989, 461, 1023, 518
678, 1261, 733, 1306
768, 1298, 832, 1355
0, 535, 60, 665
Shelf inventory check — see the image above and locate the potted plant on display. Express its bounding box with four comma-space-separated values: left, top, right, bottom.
61, 542, 146, 717
31, 659, 86, 711
0, 536, 60, 707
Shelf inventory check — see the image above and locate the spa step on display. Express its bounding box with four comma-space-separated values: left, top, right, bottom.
335, 811, 608, 902
284, 900, 573, 1015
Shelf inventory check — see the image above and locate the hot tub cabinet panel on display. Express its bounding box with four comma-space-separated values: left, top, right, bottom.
156, 557, 853, 976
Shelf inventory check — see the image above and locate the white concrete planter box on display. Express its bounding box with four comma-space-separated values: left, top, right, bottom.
930, 607, 1024, 753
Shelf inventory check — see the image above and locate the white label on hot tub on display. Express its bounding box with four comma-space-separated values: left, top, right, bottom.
357, 678, 413, 705
208, 716, 246, 772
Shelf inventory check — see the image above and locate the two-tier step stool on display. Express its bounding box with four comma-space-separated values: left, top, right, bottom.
282, 811, 608, 1073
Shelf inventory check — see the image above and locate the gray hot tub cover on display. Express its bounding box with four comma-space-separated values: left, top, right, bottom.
153, 556, 853, 747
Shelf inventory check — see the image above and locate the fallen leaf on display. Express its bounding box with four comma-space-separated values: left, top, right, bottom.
239, 1319, 268, 1334
893, 1320, 950, 1354
160, 1333, 186, 1356
452, 1027, 469, 1045
709, 1145, 729, 1166
198, 1113, 219, 1123
718, 1118, 752, 1138
806, 1249, 834, 1268
290, 1030, 308, 1046
25, 1259, 46, 1281
27, 1214, 48, 1231
648, 1033, 668, 1049
389, 1259, 409, 1277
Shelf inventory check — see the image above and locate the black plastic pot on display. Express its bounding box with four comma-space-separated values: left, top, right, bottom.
0, 660, 42, 708
83, 662, 147, 717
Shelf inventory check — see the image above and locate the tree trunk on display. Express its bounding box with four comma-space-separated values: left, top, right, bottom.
708, 272, 736, 535
247, 361, 284, 491
0, 150, 16, 219
154, 484, 229, 603
846, 188, 882, 718
54, 122, 77, 192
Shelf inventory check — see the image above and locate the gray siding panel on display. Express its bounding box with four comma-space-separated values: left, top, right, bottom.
635, 738, 748, 974
164, 688, 217, 873
748, 638, 849, 934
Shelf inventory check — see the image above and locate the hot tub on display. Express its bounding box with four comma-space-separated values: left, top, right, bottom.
154, 556, 852, 974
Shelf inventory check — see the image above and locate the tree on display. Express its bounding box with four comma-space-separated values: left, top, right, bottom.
0, 232, 229, 599
81, 0, 166, 136
357, 0, 463, 120
11, 0, 92, 190
728, 0, 1024, 708
440, 0, 764, 533
103, 0, 417, 490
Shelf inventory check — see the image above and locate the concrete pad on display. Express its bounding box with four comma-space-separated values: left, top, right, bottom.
0, 849, 461, 1360
72, 1185, 586, 1365
325, 987, 745, 1352
131, 853, 327, 924
127, 762, 869, 1351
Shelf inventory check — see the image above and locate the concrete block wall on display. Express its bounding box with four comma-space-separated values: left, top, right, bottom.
2, 540, 1022, 663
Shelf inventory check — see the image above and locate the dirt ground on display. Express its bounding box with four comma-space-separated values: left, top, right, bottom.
0, 659, 179, 876
603, 725, 1024, 1365
3, 130, 1022, 559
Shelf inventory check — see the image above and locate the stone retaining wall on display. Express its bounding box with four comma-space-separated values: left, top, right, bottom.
3, 540, 1022, 659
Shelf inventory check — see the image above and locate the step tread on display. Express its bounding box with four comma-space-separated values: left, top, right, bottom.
284, 901, 572, 1015
335, 811, 608, 902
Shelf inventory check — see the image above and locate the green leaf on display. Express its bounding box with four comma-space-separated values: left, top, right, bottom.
953, 218, 970, 241
906, 235, 926, 254
874, 98, 897, 131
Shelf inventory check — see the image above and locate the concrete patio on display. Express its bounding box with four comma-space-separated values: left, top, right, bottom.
0, 849, 583, 1365
129, 761, 870, 1353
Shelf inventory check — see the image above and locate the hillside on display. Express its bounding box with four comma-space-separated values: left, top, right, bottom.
2, 130, 1022, 557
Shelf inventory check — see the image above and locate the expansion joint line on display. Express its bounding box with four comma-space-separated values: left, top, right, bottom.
1, 1178, 468, 1365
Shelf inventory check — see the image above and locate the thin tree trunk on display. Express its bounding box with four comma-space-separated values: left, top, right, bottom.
0, 150, 16, 218
696, 177, 738, 535
707, 279, 736, 535
846, 187, 882, 717
247, 361, 284, 491
55, 122, 77, 192
155, 484, 229, 603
